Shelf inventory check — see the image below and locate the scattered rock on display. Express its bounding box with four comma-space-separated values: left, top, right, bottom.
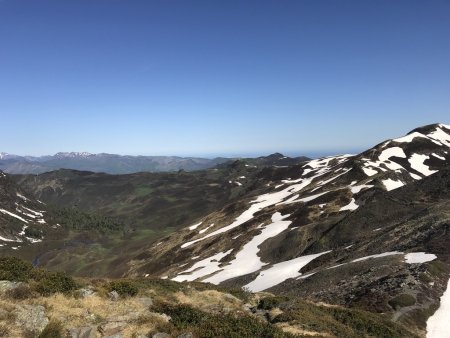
14, 304, 49, 333
0, 280, 20, 292
102, 334, 123, 338
152, 333, 171, 338
67, 326, 97, 338
137, 296, 153, 307
108, 291, 120, 301
149, 312, 171, 322
177, 333, 193, 338
98, 321, 126, 336
79, 287, 97, 298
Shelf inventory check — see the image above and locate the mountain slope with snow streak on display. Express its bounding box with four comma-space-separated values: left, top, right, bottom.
0, 170, 54, 250
126, 123, 450, 335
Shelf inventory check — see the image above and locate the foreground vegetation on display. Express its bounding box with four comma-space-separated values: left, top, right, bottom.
0, 257, 419, 338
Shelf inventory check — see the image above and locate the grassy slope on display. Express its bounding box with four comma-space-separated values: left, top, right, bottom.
0, 257, 419, 338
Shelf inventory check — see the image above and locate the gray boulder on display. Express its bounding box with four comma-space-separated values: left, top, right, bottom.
108, 290, 120, 301
177, 333, 193, 338
153, 333, 171, 338
67, 326, 97, 338
14, 304, 49, 333
98, 321, 126, 336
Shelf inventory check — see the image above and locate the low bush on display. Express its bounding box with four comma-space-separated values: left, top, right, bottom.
153, 302, 292, 338
258, 296, 289, 310
33, 271, 77, 296
38, 321, 63, 338
0, 256, 33, 282
108, 280, 139, 297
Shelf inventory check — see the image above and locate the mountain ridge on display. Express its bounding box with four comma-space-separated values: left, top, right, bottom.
0, 152, 309, 175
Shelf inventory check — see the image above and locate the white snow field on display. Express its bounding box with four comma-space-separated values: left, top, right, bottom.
244, 251, 331, 292
408, 154, 438, 176
171, 250, 232, 282
427, 278, 450, 338
404, 252, 437, 264
339, 198, 358, 211
382, 178, 404, 191
204, 212, 291, 284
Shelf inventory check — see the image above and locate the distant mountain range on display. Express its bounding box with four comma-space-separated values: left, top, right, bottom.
0, 151, 310, 175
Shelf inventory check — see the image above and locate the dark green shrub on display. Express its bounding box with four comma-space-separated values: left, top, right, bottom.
33, 271, 77, 296
24, 227, 42, 239
157, 303, 204, 328
258, 296, 289, 310
153, 303, 292, 338
108, 280, 139, 297
0, 256, 33, 281
388, 294, 416, 309
38, 321, 63, 338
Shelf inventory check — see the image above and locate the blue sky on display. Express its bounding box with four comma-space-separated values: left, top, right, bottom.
1, 0, 449, 158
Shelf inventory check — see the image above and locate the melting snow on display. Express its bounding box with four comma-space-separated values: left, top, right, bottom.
16, 193, 29, 201
392, 132, 430, 144
405, 252, 437, 264
244, 251, 331, 292
0, 235, 17, 242
181, 173, 322, 248
427, 278, 450, 338
428, 127, 450, 147
352, 251, 402, 263
204, 212, 291, 284
362, 167, 378, 176
278, 191, 328, 205
188, 222, 202, 231
409, 154, 438, 176
171, 250, 233, 282
432, 153, 445, 161
199, 223, 214, 234
0, 209, 29, 223
339, 198, 358, 211
350, 184, 374, 194
382, 179, 404, 191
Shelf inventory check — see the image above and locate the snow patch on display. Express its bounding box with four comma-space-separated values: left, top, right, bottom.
171, 250, 233, 282
204, 212, 291, 284
244, 251, 331, 292
352, 251, 402, 263
188, 222, 202, 231
409, 154, 438, 176
382, 179, 404, 191
405, 252, 437, 264
0, 209, 29, 223
339, 198, 358, 211
427, 278, 450, 338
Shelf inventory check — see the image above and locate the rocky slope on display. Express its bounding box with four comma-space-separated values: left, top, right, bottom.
0, 257, 418, 338
0, 171, 57, 251
125, 123, 450, 335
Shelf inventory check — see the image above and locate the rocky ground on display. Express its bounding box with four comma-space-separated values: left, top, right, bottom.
0, 257, 418, 338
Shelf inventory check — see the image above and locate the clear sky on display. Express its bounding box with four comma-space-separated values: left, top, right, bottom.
1, 0, 449, 158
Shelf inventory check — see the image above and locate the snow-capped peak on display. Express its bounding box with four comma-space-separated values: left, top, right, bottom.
54, 152, 94, 158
